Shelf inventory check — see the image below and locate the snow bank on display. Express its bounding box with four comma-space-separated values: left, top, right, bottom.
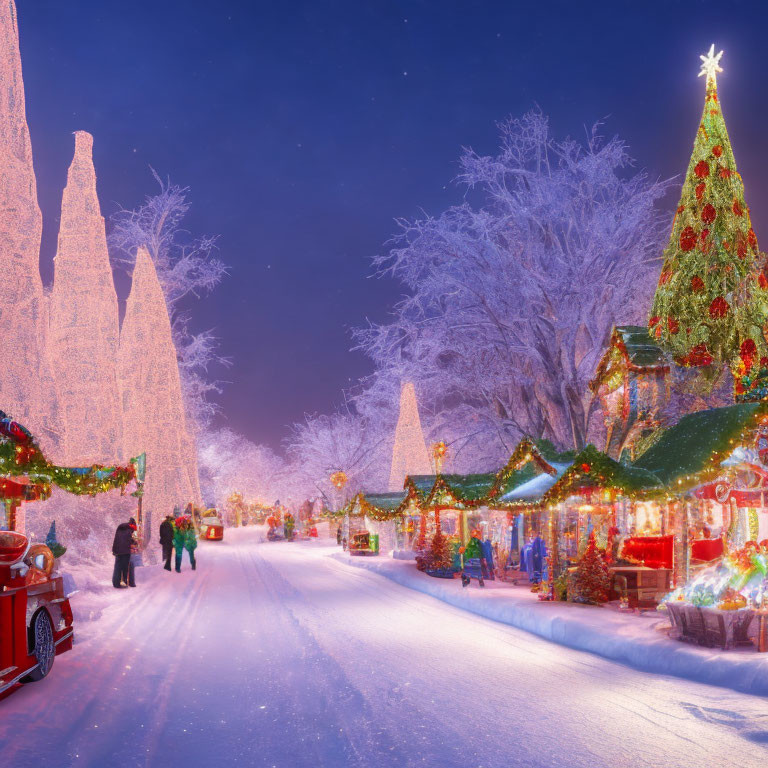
331, 550, 768, 697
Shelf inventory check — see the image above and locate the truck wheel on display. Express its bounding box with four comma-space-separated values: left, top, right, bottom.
22, 610, 55, 683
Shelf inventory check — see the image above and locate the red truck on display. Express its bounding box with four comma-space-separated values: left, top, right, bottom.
0, 531, 74, 699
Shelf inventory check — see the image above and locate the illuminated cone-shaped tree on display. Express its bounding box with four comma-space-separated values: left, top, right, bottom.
570, 531, 611, 604
0, 1, 58, 441
119, 247, 201, 519
49, 132, 123, 464
388, 381, 431, 491
649, 46, 768, 390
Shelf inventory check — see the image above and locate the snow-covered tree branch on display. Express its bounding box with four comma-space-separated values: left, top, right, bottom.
355, 110, 673, 462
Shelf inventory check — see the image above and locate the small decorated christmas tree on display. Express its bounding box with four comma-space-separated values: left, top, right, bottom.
415, 528, 453, 572
46, 520, 67, 558
649, 46, 768, 389
569, 531, 611, 604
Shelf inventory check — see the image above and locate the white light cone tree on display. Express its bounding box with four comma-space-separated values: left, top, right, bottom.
0, 0, 58, 444
49, 132, 123, 465
388, 381, 432, 490
119, 247, 201, 520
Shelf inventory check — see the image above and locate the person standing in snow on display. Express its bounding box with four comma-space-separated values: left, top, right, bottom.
173, 515, 197, 572
159, 514, 175, 571
112, 521, 133, 588
125, 517, 139, 587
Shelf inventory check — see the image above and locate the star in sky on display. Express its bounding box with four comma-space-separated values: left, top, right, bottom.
698, 43, 724, 83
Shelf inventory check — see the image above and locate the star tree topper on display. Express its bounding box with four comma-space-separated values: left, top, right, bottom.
699, 44, 724, 84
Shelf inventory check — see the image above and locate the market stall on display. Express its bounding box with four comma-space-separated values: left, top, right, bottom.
633, 402, 768, 586
539, 444, 667, 604
482, 437, 575, 582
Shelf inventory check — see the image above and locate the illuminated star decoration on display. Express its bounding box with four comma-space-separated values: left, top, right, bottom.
698, 44, 724, 83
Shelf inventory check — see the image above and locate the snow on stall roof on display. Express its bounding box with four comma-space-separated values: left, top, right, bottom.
500, 462, 570, 502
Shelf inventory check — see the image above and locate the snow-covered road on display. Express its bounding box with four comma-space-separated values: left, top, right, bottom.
1, 528, 767, 768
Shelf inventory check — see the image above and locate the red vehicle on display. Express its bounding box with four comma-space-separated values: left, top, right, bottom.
199, 512, 224, 541
0, 531, 74, 699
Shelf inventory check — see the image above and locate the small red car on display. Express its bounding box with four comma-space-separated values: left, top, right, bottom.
199, 514, 224, 541
0, 531, 74, 699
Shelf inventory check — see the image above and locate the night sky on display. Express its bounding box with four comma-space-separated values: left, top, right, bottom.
17, 0, 768, 449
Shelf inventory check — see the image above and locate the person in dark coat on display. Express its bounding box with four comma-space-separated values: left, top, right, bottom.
112, 522, 133, 588
159, 514, 175, 571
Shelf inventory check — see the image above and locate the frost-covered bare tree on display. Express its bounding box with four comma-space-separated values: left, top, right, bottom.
356, 111, 673, 459
198, 428, 287, 508
285, 409, 389, 508
109, 170, 229, 432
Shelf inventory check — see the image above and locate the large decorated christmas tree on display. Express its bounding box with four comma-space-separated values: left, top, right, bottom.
649, 46, 768, 395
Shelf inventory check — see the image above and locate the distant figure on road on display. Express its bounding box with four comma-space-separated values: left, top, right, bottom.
112, 522, 133, 588
173, 515, 197, 573
159, 514, 175, 571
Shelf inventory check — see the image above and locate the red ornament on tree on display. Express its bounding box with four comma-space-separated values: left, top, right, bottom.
694, 182, 706, 200
709, 296, 730, 318
690, 275, 705, 292
679, 226, 697, 252
667, 316, 679, 334
712, 145, 723, 157
680, 343, 714, 367
701, 204, 717, 224
720, 166, 731, 179
733, 199, 744, 216
694, 160, 710, 178
759, 273, 768, 290
740, 338, 757, 370
748, 228, 758, 249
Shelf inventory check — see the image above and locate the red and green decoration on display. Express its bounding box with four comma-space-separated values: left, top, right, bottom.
0, 410, 139, 497
648, 46, 768, 389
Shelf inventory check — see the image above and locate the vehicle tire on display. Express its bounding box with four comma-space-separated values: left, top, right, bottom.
22, 610, 55, 683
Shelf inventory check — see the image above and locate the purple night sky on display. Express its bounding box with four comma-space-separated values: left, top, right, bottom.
17, 0, 768, 449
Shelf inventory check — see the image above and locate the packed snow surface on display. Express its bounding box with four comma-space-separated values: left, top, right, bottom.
1, 528, 767, 768
336, 550, 768, 697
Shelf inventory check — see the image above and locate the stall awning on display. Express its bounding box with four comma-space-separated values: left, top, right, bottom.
632, 402, 768, 492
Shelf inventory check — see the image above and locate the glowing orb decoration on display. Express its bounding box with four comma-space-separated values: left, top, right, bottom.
329, 470, 348, 490
432, 441, 447, 474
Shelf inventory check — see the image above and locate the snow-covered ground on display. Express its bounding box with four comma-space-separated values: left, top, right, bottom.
1, 528, 767, 768
334, 550, 768, 697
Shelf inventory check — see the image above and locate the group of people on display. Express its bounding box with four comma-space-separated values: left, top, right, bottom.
111, 516, 140, 588
159, 513, 198, 572
111, 512, 198, 588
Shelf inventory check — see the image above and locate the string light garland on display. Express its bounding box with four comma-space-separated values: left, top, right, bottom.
0, 412, 138, 496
